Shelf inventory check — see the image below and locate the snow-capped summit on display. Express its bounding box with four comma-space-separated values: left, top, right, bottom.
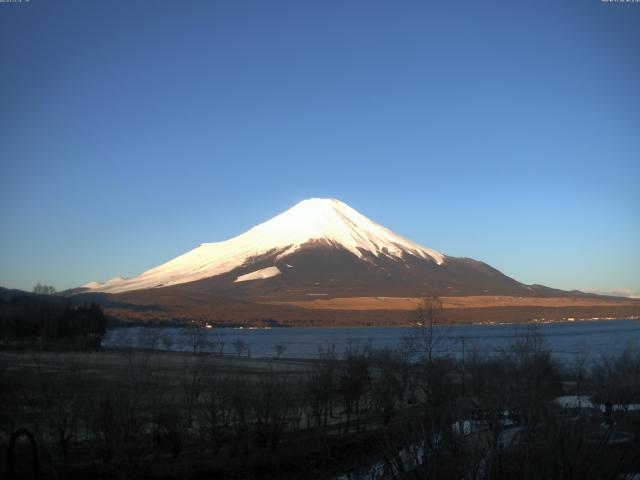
236, 198, 444, 263
83, 198, 446, 294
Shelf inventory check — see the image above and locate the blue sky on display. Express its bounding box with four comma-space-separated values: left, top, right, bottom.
1, 0, 638, 295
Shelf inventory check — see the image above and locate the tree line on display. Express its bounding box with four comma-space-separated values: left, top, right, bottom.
0, 292, 107, 347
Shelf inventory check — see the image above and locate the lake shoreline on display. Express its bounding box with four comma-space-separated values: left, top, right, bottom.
102, 318, 640, 364
101, 293, 640, 328
105, 314, 640, 330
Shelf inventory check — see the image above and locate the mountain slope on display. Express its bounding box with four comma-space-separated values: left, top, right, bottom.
82, 198, 446, 294
74, 198, 640, 325
78, 198, 572, 298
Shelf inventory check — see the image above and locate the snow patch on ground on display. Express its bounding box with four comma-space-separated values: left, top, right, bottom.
234, 266, 281, 283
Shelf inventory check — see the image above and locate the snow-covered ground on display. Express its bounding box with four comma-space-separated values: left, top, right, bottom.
234, 266, 281, 283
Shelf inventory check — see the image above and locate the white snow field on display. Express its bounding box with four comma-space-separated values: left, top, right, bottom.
234, 266, 282, 283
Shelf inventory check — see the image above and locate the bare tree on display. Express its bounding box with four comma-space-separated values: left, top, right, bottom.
227, 374, 251, 456
184, 324, 209, 354
161, 332, 174, 351
233, 339, 247, 357
338, 348, 371, 434
199, 374, 232, 454
181, 356, 205, 428
209, 332, 226, 356
412, 295, 446, 363
139, 327, 161, 351
154, 403, 183, 459
273, 344, 287, 358
370, 349, 403, 425
31, 353, 85, 465
33, 283, 56, 295
253, 366, 290, 451
306, 344, 338, 430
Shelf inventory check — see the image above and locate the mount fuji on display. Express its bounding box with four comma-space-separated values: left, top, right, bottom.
74, 198, 638, 325
82, 198, 526, 296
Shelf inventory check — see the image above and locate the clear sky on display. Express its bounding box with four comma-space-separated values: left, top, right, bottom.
1, 0, 638, 296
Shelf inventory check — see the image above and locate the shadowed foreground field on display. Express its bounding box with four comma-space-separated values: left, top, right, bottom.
4, 329, 640, 479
